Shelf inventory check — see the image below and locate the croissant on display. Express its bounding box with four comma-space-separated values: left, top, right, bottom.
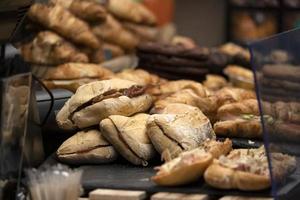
151, 89, 218, 117
262, 101, 300, 123
51, 0, 107, 22
203, 74, 228, 91
108, 0, 156, 25
28, 3, 100, 49
20, 31, 89, 65
147, 80, 208, 100
115, 69, 165, 86
123, 22, 159, 42
92, 15, 138, 50
214, 115, 262, 138
215, 87, 256, 107
217, 99, 259, 121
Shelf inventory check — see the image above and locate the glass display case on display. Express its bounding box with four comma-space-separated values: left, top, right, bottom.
250, 28, 300, 200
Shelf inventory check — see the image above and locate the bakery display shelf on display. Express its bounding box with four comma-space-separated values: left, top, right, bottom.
41, 156, 271, 198
40, 155, 300, 199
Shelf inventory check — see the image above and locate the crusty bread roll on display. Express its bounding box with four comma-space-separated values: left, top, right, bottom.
56, 79, 153, 130
147, 103, 215, 161
203, 74, 228, 91
100, 113, 156, 166
57, 129, 117, 164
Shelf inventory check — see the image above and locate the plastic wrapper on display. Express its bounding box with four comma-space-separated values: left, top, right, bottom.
26, 164, 82, 200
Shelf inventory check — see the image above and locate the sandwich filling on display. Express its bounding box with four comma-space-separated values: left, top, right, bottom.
218, 147, 296, 180
218, 147, 269, 176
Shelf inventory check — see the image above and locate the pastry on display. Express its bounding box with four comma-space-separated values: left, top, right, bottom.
50, 0, 107, 22
152, 139, 232, 186
150, 89, 217, 119
204, 147, 296, 191
43, 63, 113, 92
20, 31, 89, 65
262, 77, 300, 92
92, 15, 138, 50
224, 65, 254, 82
44, 63, 113, 80
123, 22, 159, 42
203, 74, 228, 91
267, 121, 300, 142
116, 69, 164, 85
108, 0, 156, 25
262, 64, 300, 82
56, 79, 153, 130
262, 101, 300, 123
57, 129, 117, 164
115, 69, 166, 86
147, 103, 215, 161
100, 113, 156, 166
215, 87, 256, 106
217, 99, 259, 121
219, 42, 251, 62
224, 65, 254, 89
147, 80, 208, 99
214, 115, 262, 138
28, 3, 100, 49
